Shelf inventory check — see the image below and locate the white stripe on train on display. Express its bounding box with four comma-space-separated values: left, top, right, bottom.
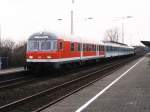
27, 55, 105, 63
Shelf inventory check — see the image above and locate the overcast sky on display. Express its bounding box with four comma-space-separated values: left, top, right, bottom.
0, 0, 150, 45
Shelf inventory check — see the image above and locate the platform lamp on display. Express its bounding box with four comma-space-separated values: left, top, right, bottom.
113, 16, 133, 43
0, 25, 1, 48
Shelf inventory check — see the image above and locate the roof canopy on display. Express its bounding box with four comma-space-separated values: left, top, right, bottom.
141, 41, 150, 47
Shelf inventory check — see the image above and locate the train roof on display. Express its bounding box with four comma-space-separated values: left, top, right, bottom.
28, 31, 104, 45
103, 41, 134, 49
28, 32, 133, 49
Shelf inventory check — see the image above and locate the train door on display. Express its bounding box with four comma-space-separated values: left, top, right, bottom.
96, 45, 99, 56
80, 43, 83, 60
58, 40, 64, 58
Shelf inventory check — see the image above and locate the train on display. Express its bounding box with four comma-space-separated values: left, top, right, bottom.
25, 32, 135, 70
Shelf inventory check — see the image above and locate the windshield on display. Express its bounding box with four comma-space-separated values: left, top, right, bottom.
27, 41, 39, 51
41, 41, 51, 50
27, 40, 57, 51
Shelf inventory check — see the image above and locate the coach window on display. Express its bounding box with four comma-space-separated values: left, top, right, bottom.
93, 45, 95, 51
100, 46, 102, 51
85, 44, 87, 51
92, 45, 94, 51
84, 44, 86, 51
112, 47, 114, 51
87, 44, 89, 51
106, 46, 108, 51
101, 45, 104, 51
83, 44, 85, 51
94, 45, 96, 51
100, 46, 103, 51
96, 45, 98, 51
114, 47, 116, 51
99, 45, 101, 51
53, 41, 57, 51
102, 46, 104, 51
71, 43, 74, 51
59, 42, 63, 50
88, 44, 90, 51
89, 44, 91, 51
78, 43, 81, 51
107, 46, 110, 51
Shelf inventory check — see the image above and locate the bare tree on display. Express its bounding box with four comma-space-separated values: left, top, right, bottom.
11, 41, 26, 67
0, 39, 15, 57
104, 28, 120, 42
0, 39, 15, 67
0, 38, 27, 67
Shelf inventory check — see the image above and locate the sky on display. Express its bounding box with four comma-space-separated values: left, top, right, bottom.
0, 0, 150, 45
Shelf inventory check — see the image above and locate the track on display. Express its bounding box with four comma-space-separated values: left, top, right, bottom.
0, 74, 38, 90
0, 55, 140, 112
0, 57, 117, 90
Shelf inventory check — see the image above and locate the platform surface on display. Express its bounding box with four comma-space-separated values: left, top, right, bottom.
0, 67, 24, 75
42, 56, 150, 112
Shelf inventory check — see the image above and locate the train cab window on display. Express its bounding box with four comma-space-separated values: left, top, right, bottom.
41, 41, 51, 50
71, 43, 75, 51
27, 41, 39, 51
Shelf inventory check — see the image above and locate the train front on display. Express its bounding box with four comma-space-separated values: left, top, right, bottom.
26, 32, 60, 70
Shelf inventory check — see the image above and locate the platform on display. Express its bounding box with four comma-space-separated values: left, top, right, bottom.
42, 56, 150, 112
0, 67, 24, 75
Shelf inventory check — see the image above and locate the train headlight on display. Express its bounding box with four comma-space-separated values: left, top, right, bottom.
47, 56, 51, 59
29, 56, 33, 59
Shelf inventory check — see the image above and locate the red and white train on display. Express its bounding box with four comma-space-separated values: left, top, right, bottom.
26, 32, 135, 70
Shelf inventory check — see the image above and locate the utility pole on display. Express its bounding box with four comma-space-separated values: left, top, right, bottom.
122, 22, 124, 43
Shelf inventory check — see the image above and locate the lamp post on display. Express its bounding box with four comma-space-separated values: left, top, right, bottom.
70, 0, 74, 35
0, 25, 1, 48
113, 16, 133, 43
